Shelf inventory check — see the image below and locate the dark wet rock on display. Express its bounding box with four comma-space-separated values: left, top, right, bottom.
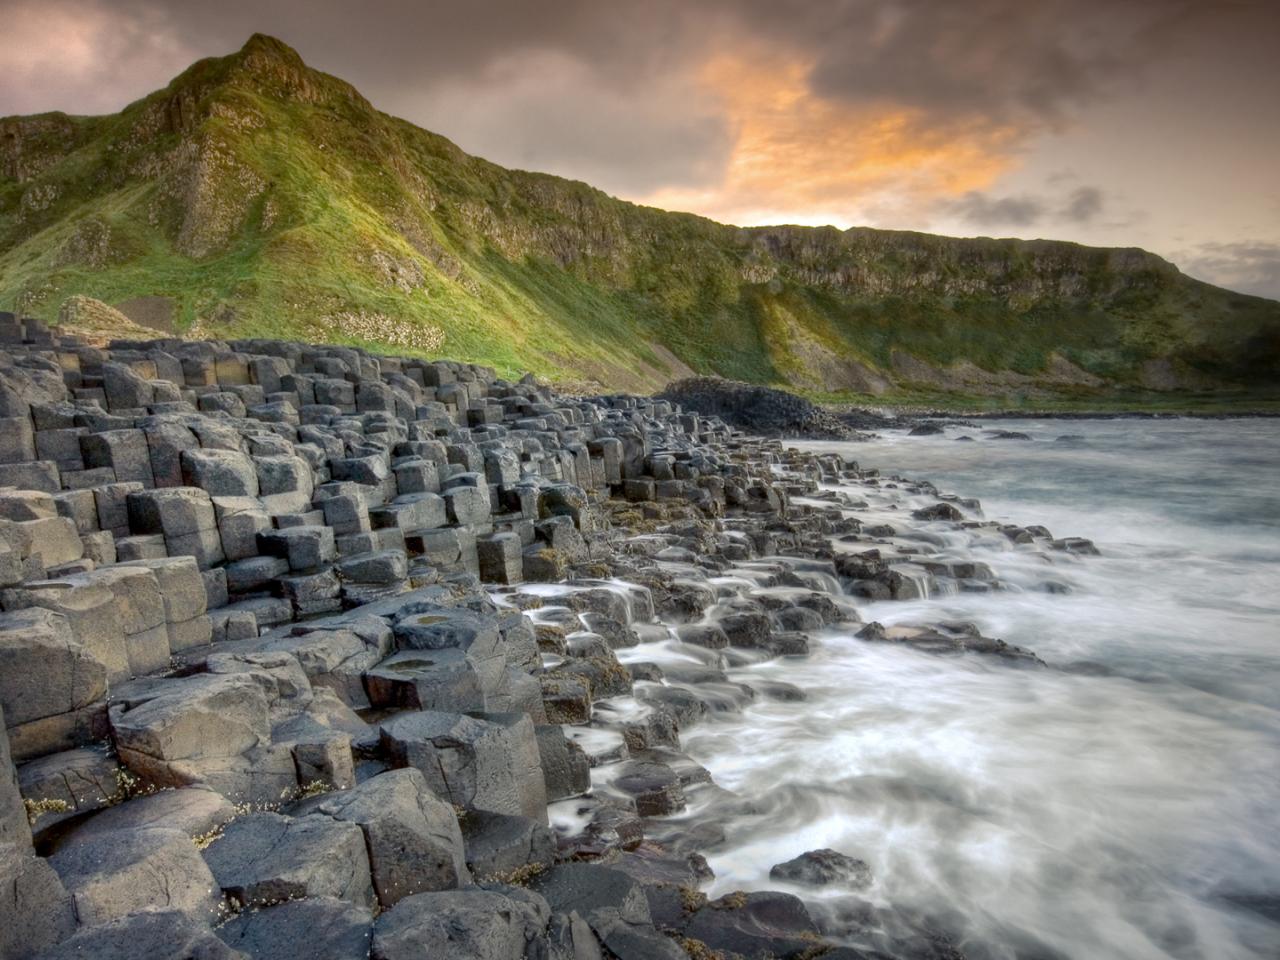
756, 679, 808, 701
611, 759, 687, 816
912, 502, 964, 522
609, 844, 714, 930
834, 550, 889, 580
856, 622, 888, 642
531, 862, 685, 960
908, 424, 945, 436
371, 888, 547, 960
545, 910, 607, 960
546, 654, 633, 700
774, 604, 825, 632
718, 610, 773, 649
654, 580, 718, 622
462, 809, 556, 881
1050, 536, 1100, 555
620, 710, 681, 755
859, 621, 1044, 665
556, 797, 646, 859
566, 633, 612, 659
656, 377, 858, 441
674, 622, 729, 649
683, 890, 823, 959
986, 430, 1032, 440
761, 630, 810, 656
770, 848, 873, 888
627, 661, 665, 682
635, 684, 709, 729
540, 675, 593, 724
535, 724, 591, 801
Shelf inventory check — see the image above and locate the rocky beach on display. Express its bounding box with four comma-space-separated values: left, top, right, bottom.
0, 312, 1156, 960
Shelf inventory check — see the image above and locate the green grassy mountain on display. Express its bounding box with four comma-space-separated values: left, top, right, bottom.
2, 34, 1277, 404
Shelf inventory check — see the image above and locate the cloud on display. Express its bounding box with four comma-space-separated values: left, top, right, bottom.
0, 0, 1274, 239
1061, 186, 1104, 223
944, 192, 1046, 228
939, 184, 1107, 231
390, 50, 733, 196
0, 0, 197, 116
1177, 241, 1280, 301
639, 51, 1020, 228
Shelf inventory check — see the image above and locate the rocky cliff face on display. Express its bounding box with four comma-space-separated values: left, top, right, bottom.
0, 34, 1276, 400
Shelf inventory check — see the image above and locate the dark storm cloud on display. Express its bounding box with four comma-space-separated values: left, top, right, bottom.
943, 185, 1108, 230
80, 0, 1211, 121
0, 0, 1276, 248
1061, 187, 1104, 224
1, 0, 1259, 195
946, 193, 1047, 228
1179, 242, 1280, 301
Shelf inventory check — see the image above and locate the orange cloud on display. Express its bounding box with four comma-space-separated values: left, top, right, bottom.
637, 53, 1024, 229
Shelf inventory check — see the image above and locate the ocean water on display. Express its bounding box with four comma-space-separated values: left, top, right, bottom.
679, 418, 1280, 960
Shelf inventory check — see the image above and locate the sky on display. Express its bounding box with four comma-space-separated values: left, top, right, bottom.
1, 0, 1277, 299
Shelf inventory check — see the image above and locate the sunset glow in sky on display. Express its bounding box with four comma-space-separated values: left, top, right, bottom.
2, 0, 1277, 297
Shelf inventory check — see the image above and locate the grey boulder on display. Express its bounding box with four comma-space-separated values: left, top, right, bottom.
371, 888, 545, 960
215, 896, 373, 960
380, 711, 546, 821
312, 768, 470, 906
49, 826, 221, 925
462, 810, 556, 881
683, 890, 821, 959
33, 908, 246, 960
769, 848, 873, 889
201, 811, 374, 908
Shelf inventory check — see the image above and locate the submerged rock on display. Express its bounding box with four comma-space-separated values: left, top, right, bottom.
770, 848, 874, 889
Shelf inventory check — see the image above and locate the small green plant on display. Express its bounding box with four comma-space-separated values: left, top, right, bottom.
294, 780, 334, 801
482, 861, 547, 887
676, 936, 728, 960
23, 797, 72, 824
679, 884, 708, 913
192, 825, 225, 850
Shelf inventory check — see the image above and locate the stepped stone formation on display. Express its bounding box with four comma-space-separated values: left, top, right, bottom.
0, 311, 1082, 958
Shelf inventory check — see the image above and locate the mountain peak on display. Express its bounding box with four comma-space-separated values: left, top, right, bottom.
237, 33, 307, 68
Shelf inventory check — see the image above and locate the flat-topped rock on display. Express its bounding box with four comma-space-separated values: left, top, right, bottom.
50, 825, 221, 925
201, 811, 374, 909
311, 768, 470, 906
380, 711, 546, 821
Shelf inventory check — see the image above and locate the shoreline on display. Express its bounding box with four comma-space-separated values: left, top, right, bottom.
0, 320, 1106, 959
880, 409, 1280, 421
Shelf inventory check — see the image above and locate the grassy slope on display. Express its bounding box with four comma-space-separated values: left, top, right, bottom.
1, 35, 1277, 405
